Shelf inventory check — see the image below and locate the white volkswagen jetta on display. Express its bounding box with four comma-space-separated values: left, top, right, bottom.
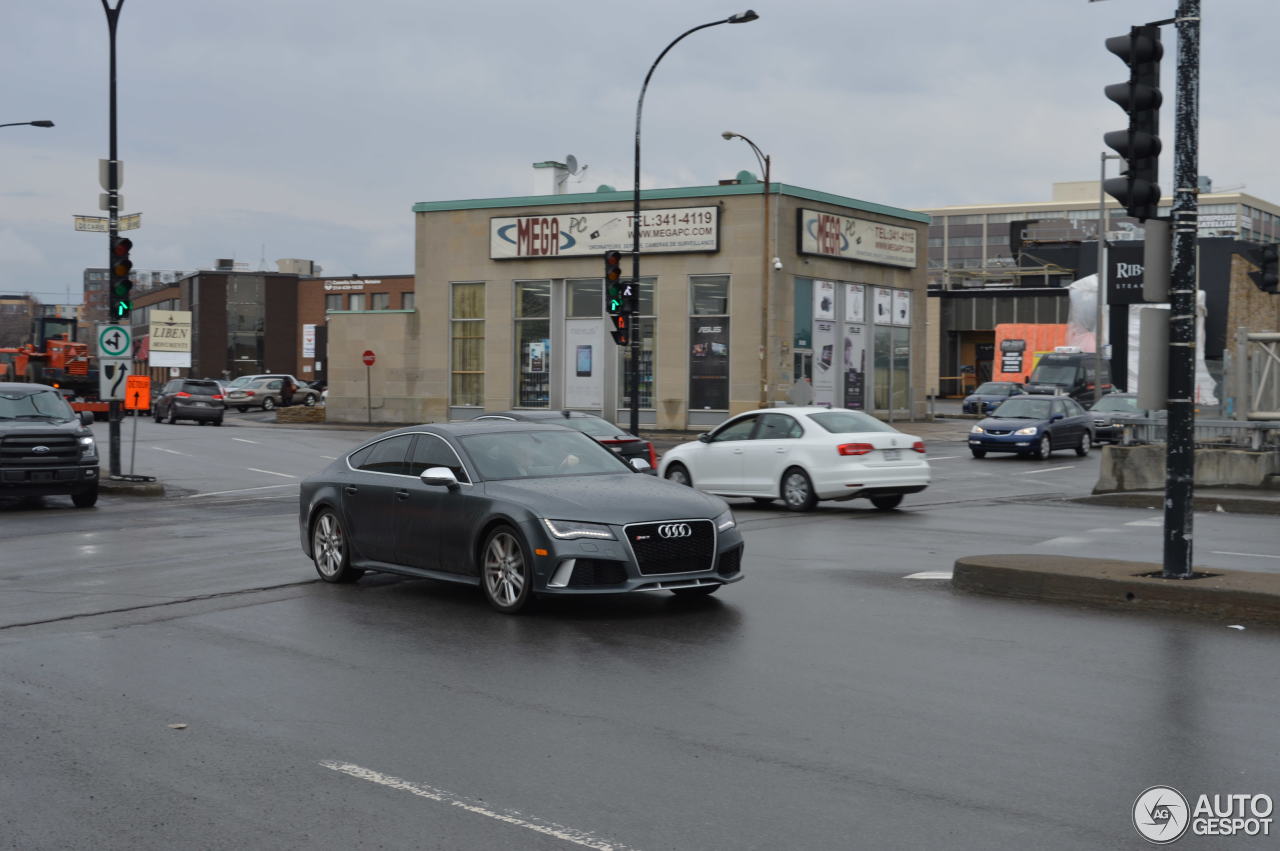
658, 406, 930, 511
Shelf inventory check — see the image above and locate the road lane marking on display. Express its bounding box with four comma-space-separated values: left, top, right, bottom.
1040, 536, 1092, 547
151, 447, 190, 456
232, 437, 259, 444
1125, 518, 1163, 527
186, 484, 297, 498
319, 761, 637, 850
1016, 465, 1073, 475
247, 467, 297, 478
904, 571, 952, 580
1212, 551, 1280, 560
320, 455, 338, 460
926, 456, 961, 461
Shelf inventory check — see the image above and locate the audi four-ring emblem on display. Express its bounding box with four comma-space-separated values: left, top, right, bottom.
658, 523, 692, 539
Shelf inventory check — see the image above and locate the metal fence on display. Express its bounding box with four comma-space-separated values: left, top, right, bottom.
1122, 417, 1280, 451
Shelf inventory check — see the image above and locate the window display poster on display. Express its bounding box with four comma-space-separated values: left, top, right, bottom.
811, 320, 836, 407
892, 289, 912, 326
689, 318, 730, 410
526, 340, 547, 373
872, 288, 893, 324
844, 284, 865, 324
564, 319, 604, 408
814, 280, 836, 320
843, 323, 867, 410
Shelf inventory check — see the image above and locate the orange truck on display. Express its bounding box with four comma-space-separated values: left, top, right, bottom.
991, 323, 1068, 384
0, 318, 110, 418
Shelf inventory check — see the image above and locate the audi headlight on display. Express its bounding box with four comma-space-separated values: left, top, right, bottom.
1014, 426, 1039, 436
79, 435, 98, 459
714, 509, 736, 532
970, 425, 985, 434
542, 519, 615, 540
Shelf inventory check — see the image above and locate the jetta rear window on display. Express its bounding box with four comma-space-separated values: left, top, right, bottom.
807, 410, 897, 434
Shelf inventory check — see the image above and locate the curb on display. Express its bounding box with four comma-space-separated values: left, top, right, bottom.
953, 554, 1280, 626
1077, 491, 1280, 516
98, 475, 166, 497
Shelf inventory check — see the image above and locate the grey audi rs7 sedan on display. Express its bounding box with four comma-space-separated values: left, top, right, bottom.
299, 421, 744, 613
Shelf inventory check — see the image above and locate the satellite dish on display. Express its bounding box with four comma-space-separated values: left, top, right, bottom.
565, 154, 579, 175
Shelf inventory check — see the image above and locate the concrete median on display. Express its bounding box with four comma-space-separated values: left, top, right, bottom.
953, 554, 1280, 627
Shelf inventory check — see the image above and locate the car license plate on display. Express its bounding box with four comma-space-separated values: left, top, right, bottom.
882, 449, 902, 461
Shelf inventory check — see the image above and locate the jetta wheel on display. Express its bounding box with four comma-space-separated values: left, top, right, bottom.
870, 494, 903, 511
781, 468, 817, 512
312, 509, 363, 583
1075, 432, 1091, 456
481, 526, 534, 614
664, 463, 692, 487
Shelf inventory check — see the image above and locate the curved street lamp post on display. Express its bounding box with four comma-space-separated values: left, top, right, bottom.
722, 131, 771, 408
629, 9, 759, 436
0, 121, 55, 129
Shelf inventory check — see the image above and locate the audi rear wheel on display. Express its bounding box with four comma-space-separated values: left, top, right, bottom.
312, 509, 363, 583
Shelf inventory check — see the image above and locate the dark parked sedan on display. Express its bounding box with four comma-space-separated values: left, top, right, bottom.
299, 422, 744, 613
968, 394, 1094, 459
473, 410, 657, 472
961, 381, 1024, 414
1089, 392, 1156, 444
152, 378, 225, 425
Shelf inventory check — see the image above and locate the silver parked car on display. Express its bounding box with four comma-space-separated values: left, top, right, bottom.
224, 377, 320, 411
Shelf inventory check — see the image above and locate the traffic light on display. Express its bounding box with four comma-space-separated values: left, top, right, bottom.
604, 250, 624, 314
1103, 25, 1163, 221
110, 237, 134, 320
609, 312, 629, 346
1250, 244, 1279, 294
620, 279, 639, 316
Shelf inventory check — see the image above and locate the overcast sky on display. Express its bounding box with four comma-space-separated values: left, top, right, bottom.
3, 0, 1275, 303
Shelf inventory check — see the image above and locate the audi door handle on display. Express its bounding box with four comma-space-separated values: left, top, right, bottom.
775, 447, 787, 453
394, 490, 409, 501
344, 486, 358, 495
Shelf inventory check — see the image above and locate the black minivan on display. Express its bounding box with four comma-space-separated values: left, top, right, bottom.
152, 378, 226, 425
1024, 350, 1112, 404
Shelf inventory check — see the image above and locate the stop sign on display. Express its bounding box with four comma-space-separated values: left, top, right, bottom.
362, 350, 376, 366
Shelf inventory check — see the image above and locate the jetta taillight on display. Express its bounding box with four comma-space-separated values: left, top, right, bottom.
837, 443, 874, 456
912, 441, 926, 453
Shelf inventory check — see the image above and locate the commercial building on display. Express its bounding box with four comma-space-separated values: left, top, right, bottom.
323, 179, 929, 429
919, 182, 1280, 395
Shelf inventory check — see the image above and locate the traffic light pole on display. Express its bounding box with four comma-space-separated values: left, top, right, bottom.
1162, 0, 1200, 578
102, 0, 125, 477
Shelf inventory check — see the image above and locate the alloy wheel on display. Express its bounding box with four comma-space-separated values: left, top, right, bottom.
483, 529, 530, 612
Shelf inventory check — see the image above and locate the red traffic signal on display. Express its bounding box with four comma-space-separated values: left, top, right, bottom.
610, 312, 629, 346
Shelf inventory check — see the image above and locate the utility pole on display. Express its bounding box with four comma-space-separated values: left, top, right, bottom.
102, 0, 126, 477
1162, 0, 1200, 578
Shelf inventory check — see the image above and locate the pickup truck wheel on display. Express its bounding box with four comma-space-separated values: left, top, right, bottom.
71, 486, 98, 509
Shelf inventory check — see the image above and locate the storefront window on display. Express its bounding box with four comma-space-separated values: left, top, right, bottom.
618, 278, 655, 410
873, 326, 911, 412
689, 275, 730, 410
450, 282, 484, 407
567, 280, 602, 317
515, 280, 551, 407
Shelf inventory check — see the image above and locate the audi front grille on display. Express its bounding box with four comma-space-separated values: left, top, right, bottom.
624, 519, 716, 576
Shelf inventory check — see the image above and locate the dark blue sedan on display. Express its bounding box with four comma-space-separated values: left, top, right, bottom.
961, 381, 1025, 415
968, 395, 1094, 459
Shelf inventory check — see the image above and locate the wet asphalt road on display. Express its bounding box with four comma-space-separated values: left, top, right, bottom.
1, 416, 1278, 850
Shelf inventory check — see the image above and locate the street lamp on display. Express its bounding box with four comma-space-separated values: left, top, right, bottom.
629, 9, 759, 436
722, 131, 772, 408
0, 121, 55, 129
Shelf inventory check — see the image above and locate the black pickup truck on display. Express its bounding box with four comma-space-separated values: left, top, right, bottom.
0, 382, 100, 508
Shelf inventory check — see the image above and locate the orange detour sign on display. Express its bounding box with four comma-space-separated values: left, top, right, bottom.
124, 375, 151, 411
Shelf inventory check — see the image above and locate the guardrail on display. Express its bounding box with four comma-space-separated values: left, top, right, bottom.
1122, 417, 1280, 451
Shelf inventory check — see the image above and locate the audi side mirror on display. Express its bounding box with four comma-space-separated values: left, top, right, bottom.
420, 467, 460, 490
629, 457, 651, 472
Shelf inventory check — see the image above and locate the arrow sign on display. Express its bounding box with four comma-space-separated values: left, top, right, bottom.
99, 358, 132, 400
124, 374, 151, 411
98, 323, 132, 358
